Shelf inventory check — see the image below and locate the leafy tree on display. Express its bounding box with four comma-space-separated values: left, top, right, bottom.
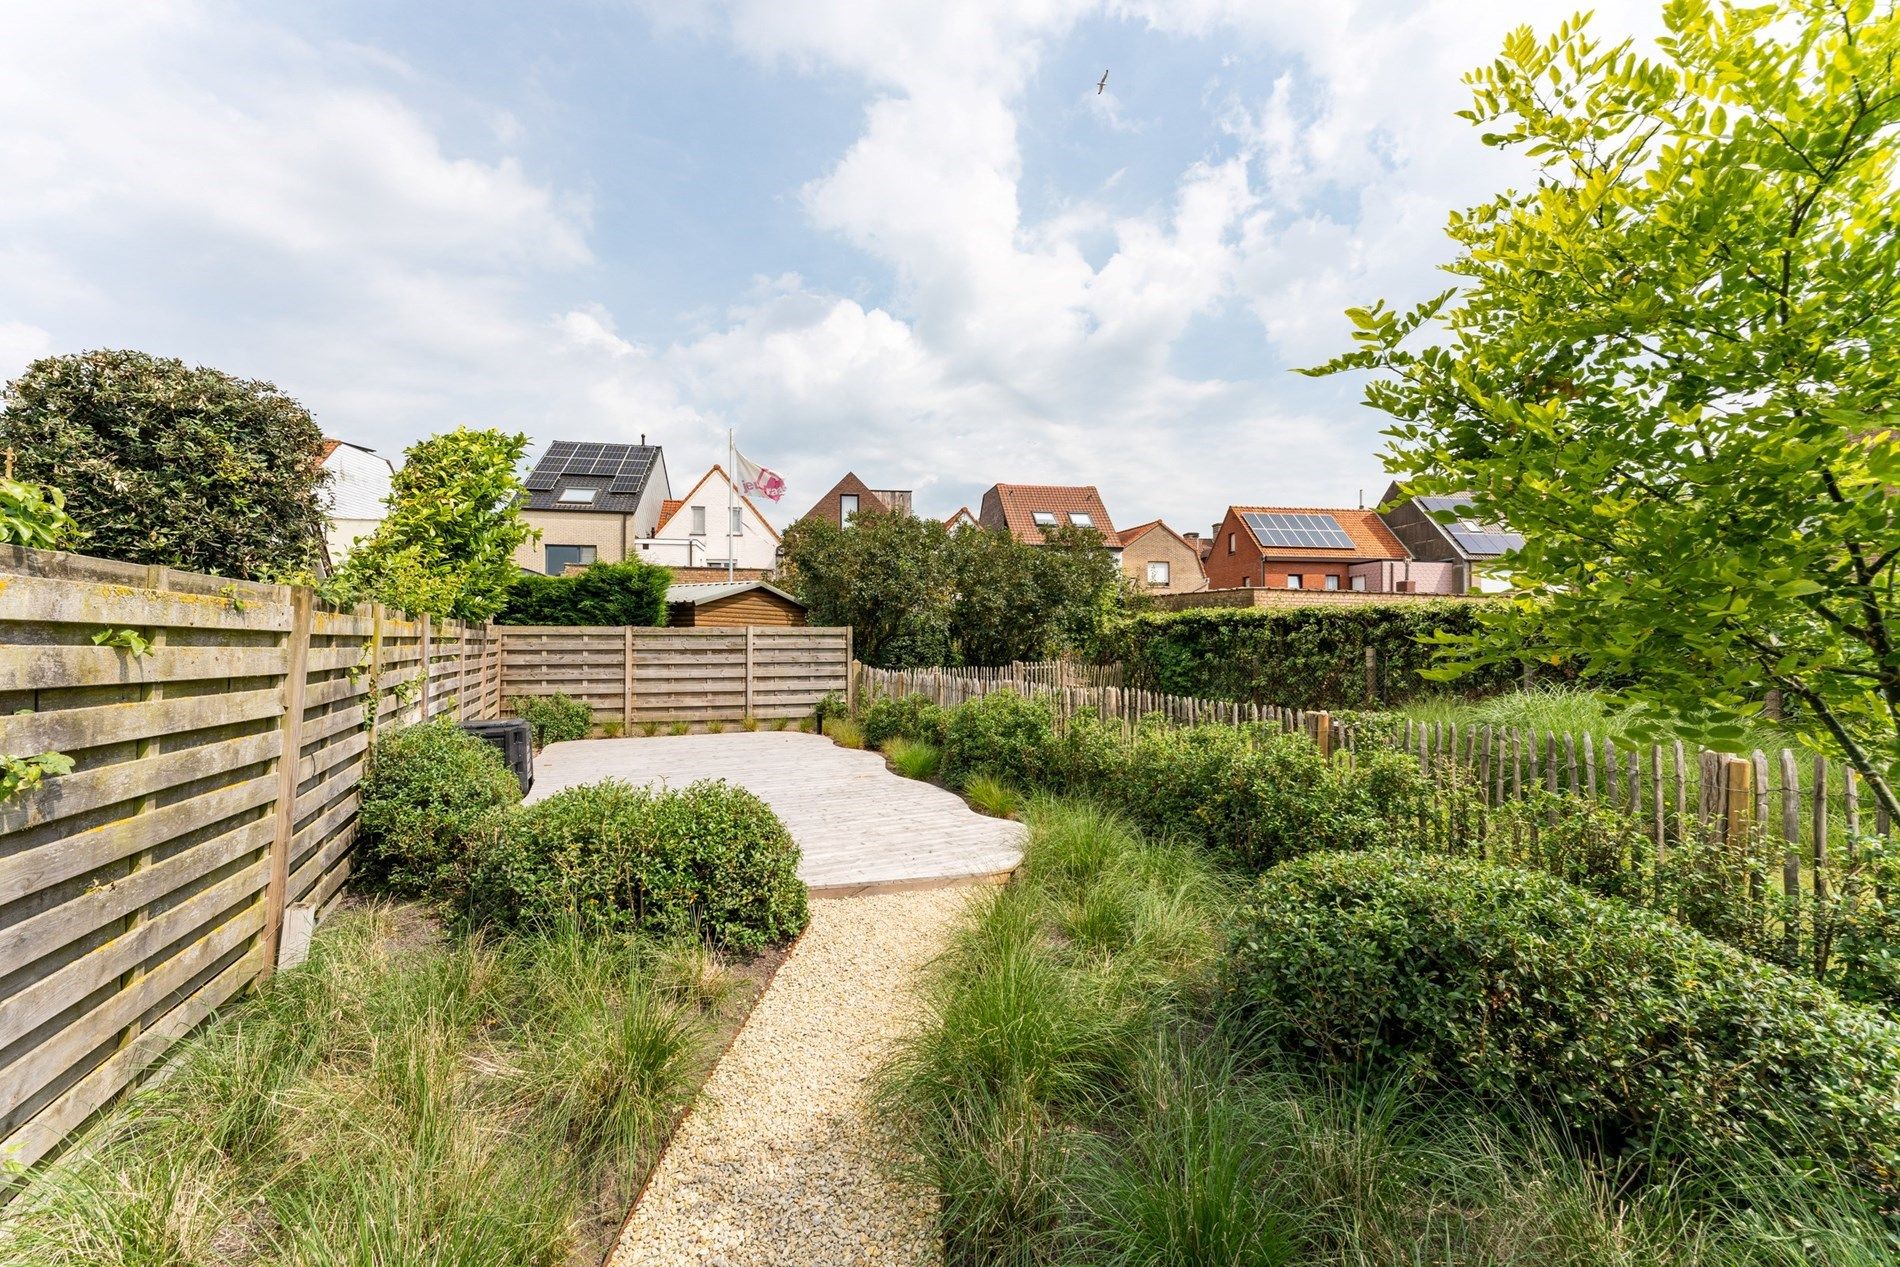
331, 428, 534, 621
947, 523, 1123, 665
1308, 2, 1900, 822
498, 560, 671, 626
779, 508, 955, 666
0, 476, 74, 549
1, 350, 327, 577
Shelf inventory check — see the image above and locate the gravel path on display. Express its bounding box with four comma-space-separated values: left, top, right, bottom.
612, 888, 969, 1267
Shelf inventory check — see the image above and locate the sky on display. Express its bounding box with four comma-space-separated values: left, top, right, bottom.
0, 0, 1660, 532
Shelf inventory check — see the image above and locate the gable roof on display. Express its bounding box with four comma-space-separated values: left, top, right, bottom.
654, 464, 782, 541
1407, 494, 1526, 559
945, 506, 978, 528
1117, 518, 1201, 553
797, 472, 914, 524
522, 440, 663, 514
978, 483, 1120, 546
664, 579, 805, 608
319, 439, 396, 521
1228, 507, 1407, 559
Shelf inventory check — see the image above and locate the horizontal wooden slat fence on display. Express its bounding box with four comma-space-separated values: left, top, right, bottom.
500, 625, 852, 725
857, 663, 1897, 983
0, 546, 498, 1171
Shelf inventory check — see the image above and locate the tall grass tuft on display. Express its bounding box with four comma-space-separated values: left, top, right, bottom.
884, 737, 942, 781
963, 773, 1023, 819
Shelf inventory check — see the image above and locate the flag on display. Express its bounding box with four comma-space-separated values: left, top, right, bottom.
734, 449, 787, 502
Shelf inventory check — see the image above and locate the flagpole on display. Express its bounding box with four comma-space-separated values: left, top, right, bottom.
726, 428, 736, 581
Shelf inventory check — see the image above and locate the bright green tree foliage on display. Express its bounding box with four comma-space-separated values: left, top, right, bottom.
1, 350, 327, 578
0, 477, 73, 549
331, 428, 534, 621
1308, 2, 1900, 821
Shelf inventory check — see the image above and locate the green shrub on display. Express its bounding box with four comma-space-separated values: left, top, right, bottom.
859, 693, 948, 750
942, 690, 1055, 789
356, 721, 521, 901
1229, 850, 1900, 1200
813, 690, 849, 728
470, 779, 808, 952
822, 717, 864, 749
884, 738, 941, 781
495, 559, 671, 626
513, 693, 592, 747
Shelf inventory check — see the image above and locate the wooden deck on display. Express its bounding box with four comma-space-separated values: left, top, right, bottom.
526, 732, 1025, 893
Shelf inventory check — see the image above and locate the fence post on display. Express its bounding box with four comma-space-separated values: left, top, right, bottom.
1722, 755, 1754, 850
1312, 710, 1333, 759
623, 626, 635, 732
743, 625, 755, 719
417, 613, 432, 723
263, 585, 313, 978
369, 601, 385, 742
1364, 646, 1377, 705
845, 627, 857, 714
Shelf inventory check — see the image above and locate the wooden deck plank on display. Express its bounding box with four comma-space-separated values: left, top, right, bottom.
526, 732, 1024, 889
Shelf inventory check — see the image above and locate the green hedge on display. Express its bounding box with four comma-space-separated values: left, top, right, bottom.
1106, 603, 1524, 709
469, 778, 808, 951
496, 560, 670, 627
1229, 850, 1900, 1199
513, 693, 593, 747
357, 720, 522, 902
860, 694, 947, 750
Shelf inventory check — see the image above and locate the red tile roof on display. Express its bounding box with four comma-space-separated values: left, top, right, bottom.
1229, 506, 1407, 559
656, 498, 684, 529
978, 484, 1119, 545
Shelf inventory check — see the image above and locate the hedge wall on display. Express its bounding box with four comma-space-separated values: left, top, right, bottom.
1106, 602, 1524, 708
496, 560, 670, 627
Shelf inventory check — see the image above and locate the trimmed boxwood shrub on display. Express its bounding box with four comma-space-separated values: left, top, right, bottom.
469, 778, 808, 952
859, 693, 947, 750
357, 720, 522, 901
495, 559, 670, 626
940, 690, 1055, 790
513, 693, 592, 747
1229, 849, 1900, 1198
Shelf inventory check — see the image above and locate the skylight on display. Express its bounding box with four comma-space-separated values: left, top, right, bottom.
1068, 512, 1093, 527
1031, 511, 1057, 527
557, 486, 599, 504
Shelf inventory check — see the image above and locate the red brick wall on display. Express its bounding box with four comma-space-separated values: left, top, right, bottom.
1203, 509, 1256, 588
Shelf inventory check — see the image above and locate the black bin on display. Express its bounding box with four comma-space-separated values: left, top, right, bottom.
460, 719, 534, 794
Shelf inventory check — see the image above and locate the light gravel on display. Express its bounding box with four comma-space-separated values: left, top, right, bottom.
612, 886, 973, 1267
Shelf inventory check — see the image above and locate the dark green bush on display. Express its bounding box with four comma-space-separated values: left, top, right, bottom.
495, 560, 670, 626
1229, 849, 1900, 1199
859, 693, 947, 749
357, 720, 522, 901
469, 779, 808, 952
513, 693, 593, 747
1107, 603, 1526, 709
941, 690, 1056, 789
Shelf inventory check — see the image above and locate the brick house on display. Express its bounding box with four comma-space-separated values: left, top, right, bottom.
1117, 520, 1207, 594
1204, 506, 1413, 592
1376, 481, 1525, 594
976, 484, 1120, 554
513, 439, 672, 576
795, 472, 914, 528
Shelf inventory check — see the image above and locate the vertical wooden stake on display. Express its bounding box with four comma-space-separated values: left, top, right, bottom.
1313, 711, 1333, 759
743, 624, 755, 720
623, 625, 635, 732
1722, 755, 1754, 851
1363, 646, 1377, 705
417, 613, 432, 723
263, 586, 313, 977
845, 626, 856, 714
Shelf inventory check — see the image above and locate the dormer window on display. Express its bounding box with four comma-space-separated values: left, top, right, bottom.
1068, 512, 1093, 527
1031, 511, 1058, 528
557, 486, 598, 505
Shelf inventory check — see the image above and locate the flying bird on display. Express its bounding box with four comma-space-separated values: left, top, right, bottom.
1096, 69, 1109, 94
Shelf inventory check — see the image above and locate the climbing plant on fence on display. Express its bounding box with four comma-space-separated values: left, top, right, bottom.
1106, 603, 1528, 709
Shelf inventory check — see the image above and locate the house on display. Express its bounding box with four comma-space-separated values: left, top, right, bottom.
944, 506, 979, 532
637, 464, 781, 573
1205, 506, 1449, 593
976, 483, 1121, 553
318, 439, 396, 568
665, 580, 807, 627
1377, 482, 1525, 594
1117, 520, 1208, 594
796, 473, 914, 528
513, 439, 672, 576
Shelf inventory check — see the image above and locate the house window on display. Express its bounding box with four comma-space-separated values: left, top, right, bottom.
730, 506, 743, 535
840, 493, 860, 521
690, 506, 707, 535
556, 486, 598, 505
1324, 575, 1340, 591
1227, 533, 1235, 554
1286, 574, 1303, 590
1351, 574, 1368, 592
1032, 511, 1058, 528
545, 544, 596, 576
1146, 561, 1170, 585
1069, 512, 1093, 527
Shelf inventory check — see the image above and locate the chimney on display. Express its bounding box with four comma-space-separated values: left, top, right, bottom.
1183, 531, 1199, 542
640, 433, 647, 446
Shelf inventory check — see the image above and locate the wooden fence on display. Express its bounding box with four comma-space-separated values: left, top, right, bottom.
0, 546, 499, 1171
856, 664, 1899, 980
500, 625, 853, 725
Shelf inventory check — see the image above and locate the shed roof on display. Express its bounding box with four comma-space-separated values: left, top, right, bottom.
664, 580, 806, 607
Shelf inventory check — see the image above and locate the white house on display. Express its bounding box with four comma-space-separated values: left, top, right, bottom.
319, 439, 396, 568
638, 464, 782, 573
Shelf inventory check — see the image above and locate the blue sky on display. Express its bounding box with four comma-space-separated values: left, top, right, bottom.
0, 0, 1657, 531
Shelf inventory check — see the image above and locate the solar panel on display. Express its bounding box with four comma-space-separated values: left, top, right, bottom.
609, 450, 654, 494
1242, 512, 1354, 550
1443, 521, 1524, 556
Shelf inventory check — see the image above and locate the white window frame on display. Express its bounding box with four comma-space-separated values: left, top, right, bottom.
730, 506, 743, 535
1031, 511, 1058, 528
556, 486, 598, 505
690, 505, 707, 536
1068, 511, 1093, 527
1227, 532, 1236, 554
1351, 574, 1368, 592
1286, 574, 1303, 590
1324, 574, 1340, 591
840, 493, 860, 520
1146, 560, 1170, 585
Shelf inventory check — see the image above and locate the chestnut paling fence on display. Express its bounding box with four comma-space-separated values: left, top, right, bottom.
856, 663, 1898, 983
0, 546, 853, 1173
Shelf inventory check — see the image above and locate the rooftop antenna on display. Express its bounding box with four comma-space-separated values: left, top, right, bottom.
1358, 488, 1364, 510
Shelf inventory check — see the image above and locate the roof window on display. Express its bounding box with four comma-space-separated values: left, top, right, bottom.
557, 486, 598, 505
1031, 511, 1058, 527
1068, 512, 1093, 527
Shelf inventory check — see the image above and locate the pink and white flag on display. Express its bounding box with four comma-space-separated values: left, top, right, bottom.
734, 449, 787, 502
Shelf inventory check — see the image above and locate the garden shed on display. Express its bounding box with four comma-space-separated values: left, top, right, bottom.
665, 579, 808, 627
